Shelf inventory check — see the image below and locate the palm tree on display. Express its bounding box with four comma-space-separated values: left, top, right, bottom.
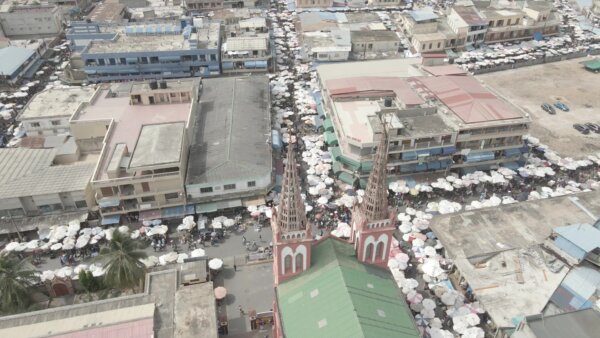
98, 231, 147, 292
0, 255, 40, 314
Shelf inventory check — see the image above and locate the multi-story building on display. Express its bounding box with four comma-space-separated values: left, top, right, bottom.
69, 79, 200, 224
400, 10, 449, 54
0, 148, 95, 219
185, 76, 273, 213
19, 87, 97, 136
350, 30, 401, 60
447, 5, 488, 48
0, 44, 44, 84
80, 22, 221, 82
482, 2, 560, 43
317, 60, 530, 184
184, 0, 256, 12
47, 0, 91, 15
0, 5, 64, 38
221, 17, 271, 73
295, 0, 334, 9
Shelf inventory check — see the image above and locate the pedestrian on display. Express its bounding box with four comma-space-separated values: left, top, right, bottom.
242, 236, 246, 245
238, 305, 245, 316
234, 264, 237, 271
259, 234, 262, 241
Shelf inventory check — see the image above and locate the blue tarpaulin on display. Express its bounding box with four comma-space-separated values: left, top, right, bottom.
402, 152, 417, 160
504, 148, 522, 157
101, 215, 121, 225
442, 146, 456, 155
98, 198, 120, 208
161, 205, 195, 219
465, 151, 495, 163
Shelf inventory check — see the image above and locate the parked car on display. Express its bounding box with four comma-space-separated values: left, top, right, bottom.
573, 124, 590, 134
554, 101, 569, 112
585, 123, 600, 133
541, 103, 556, 114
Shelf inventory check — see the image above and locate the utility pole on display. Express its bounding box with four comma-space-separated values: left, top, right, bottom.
2, 210, 23, 241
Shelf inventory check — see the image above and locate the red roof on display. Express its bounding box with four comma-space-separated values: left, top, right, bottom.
416, 76, 523, 123
325, 77, 424, 106
422, 65, 467, 76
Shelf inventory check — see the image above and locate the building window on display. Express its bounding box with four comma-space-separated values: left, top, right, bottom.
200, 187, 213, 193
224, 184, 236, 190
141, 196, 155, 203
247, 181, 256, 187
75, 200, 87, 209
210, 54, 217, 61
141, 182, 150, 192
30, 122, 41, 128
51, 120, 61, 126
165, 192, 179, 200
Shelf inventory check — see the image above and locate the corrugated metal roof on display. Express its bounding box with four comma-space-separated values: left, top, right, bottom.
0, 148, 55, 185
555, 224, 600, 252
224, 36, 268, 51
408, 10, 439, 22
326, 77, 424, 106
276, 238, 419, 338
0, 46, 35, 77
562, 265, 600, 301
416, 76, 524, 123
526, 309, 600, 338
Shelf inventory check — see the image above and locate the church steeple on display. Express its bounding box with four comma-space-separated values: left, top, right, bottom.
361, 129, 390, 221
350, 128, 396, 268
272, 143, 312, 285
274, 144, 309, 235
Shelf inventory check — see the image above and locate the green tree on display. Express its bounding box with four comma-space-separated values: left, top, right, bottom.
98, 231, 147, 292
0, 256, 40, 314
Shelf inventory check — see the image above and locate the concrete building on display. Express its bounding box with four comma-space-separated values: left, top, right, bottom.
295, 0, 334, 9
301, 29, 351, 62
368, 0, 401, 7
0, 148, 95, 220
447, 5, 488, 48
65, 21, 120, 52
185, 76, 272, 213
221, 17, 271, 73
127, 0, 184, 22
272, 138, 419, 338
70, 79, 200, 224
0, 270, 218, 338
80, 22, 221, 82
184, 0, 256, 12
547, 223, 600, 267
19, 87, 97, 136
430, 190, 600, 335
350, 30, 401, 60
85, 2, 127, 24
0, 5, 64, 39
317, 60, 530, 184
482, 2, 560, 43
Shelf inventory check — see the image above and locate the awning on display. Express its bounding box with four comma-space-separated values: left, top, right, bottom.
101, 215, 121, 226
503, 148, 522, 157
330, 147, 360, 171
502, 161, 520, 170
160, 205, 194, 218
242, 196, 266, 207
324, 130, 339, 146
139, 209, 161, 221
332, 160, 343, 175
360, 161, 373, 172
337, 172, 356, 185
323, 118, 334, 132
195, 199, 242, 214
98, 198, 120, 208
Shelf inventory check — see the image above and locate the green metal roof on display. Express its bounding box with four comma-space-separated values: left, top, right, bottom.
338, 171, 356, 185
584, 59, 600, 71
276, 238, 420, 338
332, 161, 343, 175
360, 160, 373, 173
330, 147, 361, 171
323, 118, 334, 132
324, 130, 339, 146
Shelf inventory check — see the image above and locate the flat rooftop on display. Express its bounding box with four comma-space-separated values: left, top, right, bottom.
303, 29, 351, 51
86, 2, 125, 23
129, 122, 185, 169
350, 30, 400, 42
325, 76, 424, 106
85, 23, 220, 54
317, 58, 426, 83
430, 190, 600, 262
19, 87, 96, 120
0, 46, 34, 77
186, 76, 271, 186
174, 283, 218, 338
454, 5, 488, 26
72, 80, 197, 181
332, 100, 382, 144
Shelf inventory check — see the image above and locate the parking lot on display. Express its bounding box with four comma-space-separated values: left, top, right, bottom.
477, 58, 600, 156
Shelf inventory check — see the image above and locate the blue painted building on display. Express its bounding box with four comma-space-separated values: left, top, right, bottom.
80, 22, 221, 82
66, 22, 119, 52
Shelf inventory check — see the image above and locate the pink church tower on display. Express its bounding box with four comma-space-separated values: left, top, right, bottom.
272, 143, 312, 286
351, 129, 396, 269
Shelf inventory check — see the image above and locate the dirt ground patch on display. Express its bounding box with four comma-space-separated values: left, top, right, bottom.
477, 58, 600, 157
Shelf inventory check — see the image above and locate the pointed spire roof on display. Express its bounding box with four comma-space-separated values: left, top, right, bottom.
360, 130, 389, 221
276, 143, 309, 234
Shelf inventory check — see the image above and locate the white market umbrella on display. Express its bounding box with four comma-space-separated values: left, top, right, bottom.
50, 243, 63, 251
191, 248, 206, 258
75, 235, 90, 249
140, 256, 159, 268
118, 225, 130, 234
211, 222, 223, 230
223, 219, 235, 228
159, 252, 178, 265
177, 253, 189, 264
4, 242, 21, 251
209, 258, 223, 270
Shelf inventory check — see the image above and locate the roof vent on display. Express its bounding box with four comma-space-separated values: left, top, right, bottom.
310, 289, 319, 298
318, 319, 328, 328
367, 283, 374, 289
377, 309, 386, 318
